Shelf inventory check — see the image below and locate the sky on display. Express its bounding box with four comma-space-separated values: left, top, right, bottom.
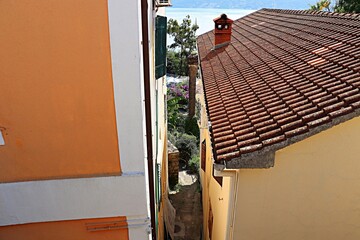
165, 1, 315, 45
170, 0, 314, 10
166, 8, 254, 35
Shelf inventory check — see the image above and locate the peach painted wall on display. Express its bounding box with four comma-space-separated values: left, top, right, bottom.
0, 217, 129, 240
234, 116, 360, 240
0, 0, 120, 182
200, 127, 231, 240
199, 81, 231, 240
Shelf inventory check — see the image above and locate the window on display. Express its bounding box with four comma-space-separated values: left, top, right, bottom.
155, 16, 167, 79
156, 0, 171, 7
0, 130, 4, 146
201, 140, 206, 171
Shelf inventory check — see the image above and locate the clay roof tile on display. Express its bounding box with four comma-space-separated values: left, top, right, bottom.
197, 9, 360, 164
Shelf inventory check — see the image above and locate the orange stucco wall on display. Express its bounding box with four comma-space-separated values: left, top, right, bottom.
0, 217, 129, 240
0, 0, 121, 182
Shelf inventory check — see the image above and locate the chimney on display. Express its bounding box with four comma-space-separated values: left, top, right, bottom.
213, 14, 233, 49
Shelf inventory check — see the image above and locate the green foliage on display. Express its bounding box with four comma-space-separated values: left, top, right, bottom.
167, 80, 200, 174
167, 15, 199, 76
167, 97, 186, 132
195, 99, 201, 121
309, 0, 360, 13
166, 50, 181, 75
167, 81, 191, 132
173, 132, 198, 164
335, 0, 360, 13
184, 117, 200, 142
169, 177, 180, 191
310, 0, 331, 11
188, 155, 200, 174
173, 183, 182, 192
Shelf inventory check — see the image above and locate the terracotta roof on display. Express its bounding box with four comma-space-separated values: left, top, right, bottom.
197, 9, 360, 167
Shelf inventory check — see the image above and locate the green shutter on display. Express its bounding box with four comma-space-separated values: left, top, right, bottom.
155, 16, 167, 79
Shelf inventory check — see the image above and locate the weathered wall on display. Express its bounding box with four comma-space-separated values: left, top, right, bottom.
156, 74, 168, 240
168, 147, 179, 185
151, 7, 168, 238
158, 135, 169, 240
0, 0, 153, 239
199, 80, 231, 240
0, 217, 129, 240
0, 0, 120, 182
233, 116, 360, 240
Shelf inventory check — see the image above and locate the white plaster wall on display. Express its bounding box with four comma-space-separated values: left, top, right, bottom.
0, 175, 148, 226
107, 0, 146, 174
129, 226, 151, 240
149, 6, 157, 165
126, 215, 151, 239
157, 6, 166, 17
107, 1, 153, 238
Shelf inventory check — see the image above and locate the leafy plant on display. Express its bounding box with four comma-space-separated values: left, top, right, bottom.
174, 133, 198, 164
310, 0, 331, 11
167, 15, 199, 76
188, 155, 200, 174
167, 96, 186, 131
335, 0, 360, 13
168, 81, 189, 101
167, 50, 181, 75
309, 0, 360, 13
184, 117, 200, 142
195, 99, 201, 121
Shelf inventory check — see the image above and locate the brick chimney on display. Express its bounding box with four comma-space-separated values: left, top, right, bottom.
213, 14, 233, 48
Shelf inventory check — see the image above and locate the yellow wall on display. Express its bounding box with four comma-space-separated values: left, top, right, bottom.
0, 217, 129, 240
233, 116, 360, 240
199, 82, 231, 240
0, 0, 121, 182
157, 131, 168, 240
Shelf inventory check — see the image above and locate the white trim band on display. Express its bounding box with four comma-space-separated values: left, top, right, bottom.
0, 174, 148, 226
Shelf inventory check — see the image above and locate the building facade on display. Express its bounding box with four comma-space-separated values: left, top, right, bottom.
0, 0, 169, 239
198, 9, 360, 240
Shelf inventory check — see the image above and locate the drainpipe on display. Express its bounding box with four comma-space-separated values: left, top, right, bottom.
140, 0, 156, 239
213, 164, 239, 240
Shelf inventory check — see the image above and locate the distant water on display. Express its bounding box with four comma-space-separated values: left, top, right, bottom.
166, 8, 255, 36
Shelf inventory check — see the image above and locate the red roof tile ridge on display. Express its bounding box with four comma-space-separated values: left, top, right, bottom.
261, 8, 360, 19
245, 13, 360, 48
234, 15, 359, 86
197, 8, 360, 166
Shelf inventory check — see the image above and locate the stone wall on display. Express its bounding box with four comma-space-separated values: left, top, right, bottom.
168, 141, 179, 187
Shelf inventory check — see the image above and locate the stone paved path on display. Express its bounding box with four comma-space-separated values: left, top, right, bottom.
169, 170, 203, 240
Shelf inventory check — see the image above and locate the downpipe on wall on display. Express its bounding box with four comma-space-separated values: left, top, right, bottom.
140, 0, 156, 239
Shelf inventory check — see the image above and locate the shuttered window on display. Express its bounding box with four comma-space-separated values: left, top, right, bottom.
155, 16, 167, 79
201, 140, 206, 171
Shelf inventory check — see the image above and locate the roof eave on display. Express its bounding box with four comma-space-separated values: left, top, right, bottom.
219, 109, 360, 169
